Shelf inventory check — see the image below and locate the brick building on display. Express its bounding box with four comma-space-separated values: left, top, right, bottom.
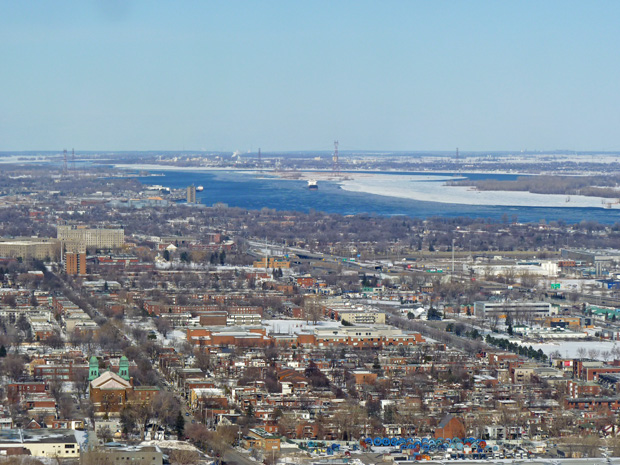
434, 414, 465, 439
88, 356, 159, 416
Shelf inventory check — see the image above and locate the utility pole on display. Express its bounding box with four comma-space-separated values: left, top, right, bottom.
451, 238, 455, 282
257, 147, 262, 172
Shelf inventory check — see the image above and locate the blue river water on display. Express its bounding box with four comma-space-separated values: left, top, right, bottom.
136, 170, 620, 225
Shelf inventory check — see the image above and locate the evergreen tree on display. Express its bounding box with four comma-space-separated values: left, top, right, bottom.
16, 314, 30, 333
0, 345, 6, 357
175, 411, 185, 438
372, 358, 383, 376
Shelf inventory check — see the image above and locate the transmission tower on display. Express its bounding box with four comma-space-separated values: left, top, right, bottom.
71, 148, 76, 171
257, 147, 262, 171
332, 140, 340, 177
63, 149, 68, 174
455, 147, 459, 162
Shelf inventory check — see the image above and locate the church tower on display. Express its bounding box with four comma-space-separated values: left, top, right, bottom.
118, 355, 130, 381
88, 356, 99, 381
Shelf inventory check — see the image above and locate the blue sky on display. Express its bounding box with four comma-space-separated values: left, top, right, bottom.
1, 1, 619, 152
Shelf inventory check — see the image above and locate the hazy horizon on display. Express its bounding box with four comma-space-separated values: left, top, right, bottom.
3, 149, 620, 157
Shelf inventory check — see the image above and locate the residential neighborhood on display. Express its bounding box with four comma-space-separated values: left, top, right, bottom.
2, 163, 620, 464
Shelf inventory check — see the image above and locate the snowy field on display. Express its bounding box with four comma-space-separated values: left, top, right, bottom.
497, 333, 620, 360
527, 340, 620, 360
485, 330, 619, 361
0, 155, 55, 164
338, 174, 617, 209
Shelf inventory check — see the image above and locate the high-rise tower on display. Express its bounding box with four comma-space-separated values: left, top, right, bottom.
187, 185, 197, 203
332, 140, 340, 176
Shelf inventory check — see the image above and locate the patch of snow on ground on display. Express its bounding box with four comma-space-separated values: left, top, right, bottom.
141, 439, 202, 452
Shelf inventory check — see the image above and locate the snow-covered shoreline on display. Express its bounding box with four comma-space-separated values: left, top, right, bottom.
337, 174, 618, 209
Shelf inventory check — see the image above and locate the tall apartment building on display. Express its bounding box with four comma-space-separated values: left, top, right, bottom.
57, 225, 124, 249
187, 185, 196, 204
64, 252, 85, 275
0, 238, 61, 261
64, 243, 86, 276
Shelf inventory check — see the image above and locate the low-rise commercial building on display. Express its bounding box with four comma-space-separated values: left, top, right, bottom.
0, 429, 80, 458
474, 301, 555, 319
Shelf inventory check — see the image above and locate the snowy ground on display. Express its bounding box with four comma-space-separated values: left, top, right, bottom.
491, 331, 620, 360
0, 155, 55, 164
527, 339, 620, 360
155, 328, 188, 348
338, 174, 617, 208
124, 317, 187, 348
141, 439, 202, 452
163, 329, 189, 347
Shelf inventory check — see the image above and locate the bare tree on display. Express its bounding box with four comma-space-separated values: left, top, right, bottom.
169, 449, 200, 465
42, 330, 65, 349
151, 390, 181, 431
98, 426, 113, 443
304, 296, 323, 325
58, 395, 75, 420
48, 379, 64, 404
155, 317, 172, 338
549, 350, 562, 360
277, 413, 298, 438
193, 350, 213, 372
185, 422, 211, 450
1, 353, 26, 381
